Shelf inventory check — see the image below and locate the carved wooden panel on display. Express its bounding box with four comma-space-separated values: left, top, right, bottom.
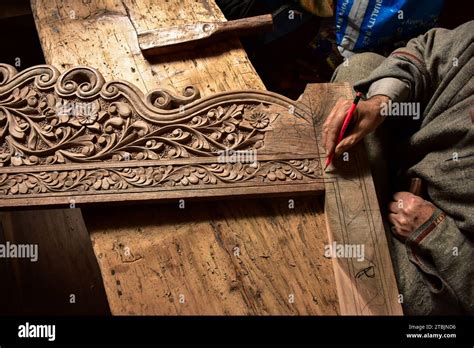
0, 64, 323, 207
0, 61, 403, 315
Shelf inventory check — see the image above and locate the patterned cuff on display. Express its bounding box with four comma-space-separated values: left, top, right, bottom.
405, 208, 447, 292
406, 208, 447, 267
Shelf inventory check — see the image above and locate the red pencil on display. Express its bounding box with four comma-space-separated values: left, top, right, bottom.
324, 91, 363, 171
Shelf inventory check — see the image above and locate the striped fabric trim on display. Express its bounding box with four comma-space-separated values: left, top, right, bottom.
391, 50, 426, 67
410, 210, 447, 264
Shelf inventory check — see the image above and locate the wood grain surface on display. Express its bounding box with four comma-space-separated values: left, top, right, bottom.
302, 84, 403, 315
29, 0, 341, 315
0, 208, 110, 315
23, 0, 402, 316
138, 14, 274, 57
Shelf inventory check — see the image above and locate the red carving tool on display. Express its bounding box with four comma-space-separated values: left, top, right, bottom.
324, 91, 363, 171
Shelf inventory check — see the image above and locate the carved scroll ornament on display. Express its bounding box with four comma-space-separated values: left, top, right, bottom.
0, 64, 323, 207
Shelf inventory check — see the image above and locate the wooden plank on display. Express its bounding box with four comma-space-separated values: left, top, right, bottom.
138, 14, 274, 57
0, 209, 109, 314
300, 84, 402, 315
0, 17, 111, 314
324, 152, 403, 315
85, 197, 338, 315
31, 0, 340, 315
0, 221, 22, 314
31, 0, 265, 94
28, 0, 401, 315
0, 63, 323, 208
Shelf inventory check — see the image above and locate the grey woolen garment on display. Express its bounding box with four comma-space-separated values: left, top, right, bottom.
332, 21, 474, 315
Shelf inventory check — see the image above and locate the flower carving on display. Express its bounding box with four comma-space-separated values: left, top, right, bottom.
0, 65, 285, 167
241, 104, 279, 131
53, 99, 103, 132
247, 111, 269, 129
76, 112, 97, 126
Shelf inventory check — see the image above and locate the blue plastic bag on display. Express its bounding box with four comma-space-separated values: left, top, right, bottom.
335, 0, 444, 56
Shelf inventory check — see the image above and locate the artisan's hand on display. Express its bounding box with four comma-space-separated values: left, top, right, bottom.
388, 192, 436, 240
322, 95, 389, 157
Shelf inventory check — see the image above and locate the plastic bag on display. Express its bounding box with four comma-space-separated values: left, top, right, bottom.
335, 0, 444, 57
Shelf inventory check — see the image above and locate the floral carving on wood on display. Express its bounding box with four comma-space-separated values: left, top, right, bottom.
0, 64, 282, 166
0, 159, 321, 196
0, 64, 323, 207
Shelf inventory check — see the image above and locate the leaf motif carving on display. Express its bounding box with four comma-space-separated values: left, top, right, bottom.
0, 80, 280, 166
0, 159, 322, 196
0, 61, 319, 210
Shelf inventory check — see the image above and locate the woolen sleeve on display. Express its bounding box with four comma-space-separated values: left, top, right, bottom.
353, 22, 471, 105
366, 77, 410, 102
405, 208, 474, 314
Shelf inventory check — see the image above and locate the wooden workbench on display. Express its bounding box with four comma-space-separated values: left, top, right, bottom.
0, 0, 399, 315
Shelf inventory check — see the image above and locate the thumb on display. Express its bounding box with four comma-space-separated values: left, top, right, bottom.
334, 134, 360, 157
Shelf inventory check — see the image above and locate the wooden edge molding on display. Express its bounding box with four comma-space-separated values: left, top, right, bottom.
0, 63, 323, 208
300, 84, 404, 316
324, 147, 403, 315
